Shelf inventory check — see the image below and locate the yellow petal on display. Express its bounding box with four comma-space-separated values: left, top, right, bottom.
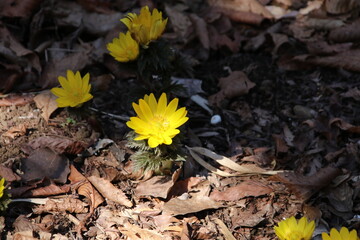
164, 98, 178, 117
156, 92, 167, 115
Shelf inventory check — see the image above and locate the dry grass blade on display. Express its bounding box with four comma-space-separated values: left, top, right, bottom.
188, 146, 281, 176
187, 147, 235, 177
213, 218, 236, 240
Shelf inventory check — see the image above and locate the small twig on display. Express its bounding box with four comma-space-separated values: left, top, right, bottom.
89, 107, 129, 121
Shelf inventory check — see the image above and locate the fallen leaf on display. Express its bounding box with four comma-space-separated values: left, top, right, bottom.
33, 90, 58, 122
20, 147, 70, 184
1, 123, 27, 139
208, 0, 274, 20
187, 146, 280, 176
325, 0, 358, 14
330, 118, 360, 134
33, 197, 89, 214
294, 49, 360, 72
213, 218, 236, 240
87, 176, 133, 207
269, 165, 343, 200
165, 4, 193, 43
163, 195, 223, 216
341, 87, 360, 101
68, 165, 104, 209
22, 136, 87, 155
23, 182, 71, 198
39, 49, 92, 89
210, 180, 273, 201
119, 221, 168, 240
167, 177, 205, 198
209, 71, 256, 107
0, 94, 34, 106
0, 0, 44, 18
0, 165, 21, 182
135, 168, 181, 199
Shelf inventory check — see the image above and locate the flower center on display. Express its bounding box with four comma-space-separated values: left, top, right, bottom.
151, 115, 170, 132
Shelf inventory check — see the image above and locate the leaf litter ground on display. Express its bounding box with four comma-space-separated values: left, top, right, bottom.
1, 1, 360, 239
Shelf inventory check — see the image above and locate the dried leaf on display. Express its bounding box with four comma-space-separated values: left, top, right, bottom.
209, 71, 256, 107
0, 94, 34, 106
165, 4, 193, 43
24, 183, 71, 198
0, 0, 44, 18
208, 0, 274, 20
135, 168, 181, 199
269, 165, 343, 200
39, 50, 92, 89
325, 0, 358, 14
187, 146, 280, 176
33, 197, 88, 214
87, 176, 132, 207
119, 222, 168, 240
0, 165, 21, 182
294, 49, 360, 72
1, 123, 27, 139
163, 195, 223, 216
20, 147, 70, 184
210, 180, 273, 201
213, 218, 236, 240
68, 165, 104, 209
33, 90, 58, 122
329, 19, 360, 43
330, 118, 360, 134
23, 136, 87, 155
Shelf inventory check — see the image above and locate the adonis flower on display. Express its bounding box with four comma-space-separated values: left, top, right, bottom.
322, 227, 359, 240
121, 6, 168, 46
126, 93, 188, 148
0, 178, 5, 198
107, 31, 140, 62
274, 216, 315, 240
51, 70, 93, 108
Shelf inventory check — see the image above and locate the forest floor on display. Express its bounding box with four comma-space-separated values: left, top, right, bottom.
1, 0, 360, 239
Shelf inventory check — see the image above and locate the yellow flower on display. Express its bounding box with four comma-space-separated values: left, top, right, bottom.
274, 216, 315, 240
107, 31, 140, 62
322, 227, 359, 240
51, 70, 93, 108
126, 93, 188, 148
121, 6, 168, 46
0, 178, 5, 198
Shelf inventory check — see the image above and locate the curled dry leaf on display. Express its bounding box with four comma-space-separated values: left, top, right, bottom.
68, 165, 104, 209
33, 90, 58, 122
33, 197, 88, 214
87, 176, 133, 208
2, 123, 27, 139
269, 165, 343, 200
209, 71, 256, 107
330, 118, 360, 134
